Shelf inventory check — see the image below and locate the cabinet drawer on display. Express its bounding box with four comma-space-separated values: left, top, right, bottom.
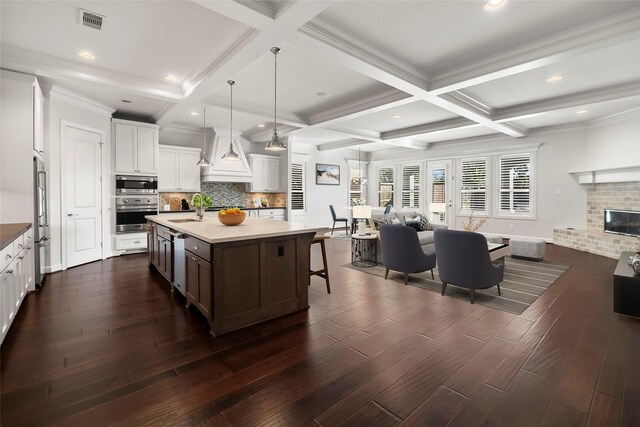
23, 229, 33, 249
258, 209, 284, 217
156, 225, 173, 241
12, 235, 25, 255
185, 236, 211, 262
0, 244, 14, 272
115, 234, 148, 250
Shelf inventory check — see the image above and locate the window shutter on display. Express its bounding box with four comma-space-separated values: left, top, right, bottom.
401, 164, 420, 208
378, 167, 394, 207
350, 165, 362, 205
459, 159, 487, 214
499, 154, 531, 215
291, 162, 304, 211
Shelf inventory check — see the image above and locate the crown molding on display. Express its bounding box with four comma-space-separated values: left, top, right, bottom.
429, 9, 640, 94
589, 106, 640, 127
1, 45, 183, 101
48, 85, 115, 116
494, 81, 640, 122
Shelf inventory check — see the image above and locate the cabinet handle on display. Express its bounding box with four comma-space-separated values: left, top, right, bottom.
193, 245, 198, 250
134, 240, 141, 244
192, 257, 197, 262
26, 246, 32, 250
6, 269, 13, 274
18, 244, 23, 249
5, 254, 11, 260
17, 256, 24, 260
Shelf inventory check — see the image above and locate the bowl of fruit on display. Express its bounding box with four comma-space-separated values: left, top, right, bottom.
217, 207, 246, 226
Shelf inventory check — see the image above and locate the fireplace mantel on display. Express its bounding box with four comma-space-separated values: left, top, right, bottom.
570, 165, 640, 184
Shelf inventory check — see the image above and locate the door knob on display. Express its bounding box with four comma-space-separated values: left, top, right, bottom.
67, 213, 73, 216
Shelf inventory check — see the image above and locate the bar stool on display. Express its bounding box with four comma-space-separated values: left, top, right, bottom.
309, 235, 331, 293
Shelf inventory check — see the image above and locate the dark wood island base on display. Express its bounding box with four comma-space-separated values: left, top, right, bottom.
147, 218, 315, 336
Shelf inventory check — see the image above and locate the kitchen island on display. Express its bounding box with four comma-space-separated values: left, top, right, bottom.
145, 213, 318, 336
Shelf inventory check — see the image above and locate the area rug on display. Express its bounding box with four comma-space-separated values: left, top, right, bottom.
344, 257, 570, 314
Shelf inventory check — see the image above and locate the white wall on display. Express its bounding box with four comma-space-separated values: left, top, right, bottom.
586, 110, 640, 170
289, 142, 360, 228
45, 88, 113, 271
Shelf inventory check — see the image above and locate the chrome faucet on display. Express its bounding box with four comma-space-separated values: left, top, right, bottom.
194, 193, 205, 221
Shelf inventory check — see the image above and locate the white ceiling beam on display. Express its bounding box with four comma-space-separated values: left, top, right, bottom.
493, 81, 640, 122
316, 139, 372, 151
381, 117, 477, 140
381, 139, 429, 150
318, 124, 380, 142
429, 10, 640, 95
308, 90, 416, 126
293, 23, 525, 138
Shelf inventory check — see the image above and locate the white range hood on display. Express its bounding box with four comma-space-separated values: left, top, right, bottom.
201, 132, 253, 182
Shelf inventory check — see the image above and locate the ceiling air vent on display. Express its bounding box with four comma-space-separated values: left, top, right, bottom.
80, 9, 104, 30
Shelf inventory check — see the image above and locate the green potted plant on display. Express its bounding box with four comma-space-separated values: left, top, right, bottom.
191, 193, 212, 221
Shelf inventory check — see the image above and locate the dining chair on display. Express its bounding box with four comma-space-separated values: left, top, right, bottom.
329, 205, 349, 236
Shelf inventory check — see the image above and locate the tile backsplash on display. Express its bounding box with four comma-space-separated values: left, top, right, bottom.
159, 182, 286, 210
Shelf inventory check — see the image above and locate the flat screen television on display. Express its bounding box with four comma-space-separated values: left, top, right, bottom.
604, 209, 640, 237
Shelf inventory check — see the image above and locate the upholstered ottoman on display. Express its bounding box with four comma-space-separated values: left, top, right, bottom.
510, 237, 546, 261
480, 233, 503, 244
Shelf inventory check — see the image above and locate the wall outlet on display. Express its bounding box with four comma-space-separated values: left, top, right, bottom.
509, 223, 514, 230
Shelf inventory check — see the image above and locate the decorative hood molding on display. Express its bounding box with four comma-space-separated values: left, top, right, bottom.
201, 132, 253, 182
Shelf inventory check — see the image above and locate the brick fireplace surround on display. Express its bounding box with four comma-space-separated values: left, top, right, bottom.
553, 182, 640, 259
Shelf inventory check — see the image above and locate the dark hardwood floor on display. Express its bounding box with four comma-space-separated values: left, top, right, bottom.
2, 239, 639, 426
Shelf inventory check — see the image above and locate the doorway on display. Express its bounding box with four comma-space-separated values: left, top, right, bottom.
63, 125, 103, 268
426, 160, 454, 228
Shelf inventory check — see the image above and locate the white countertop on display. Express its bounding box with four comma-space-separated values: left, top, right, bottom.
146, 212, 319, 244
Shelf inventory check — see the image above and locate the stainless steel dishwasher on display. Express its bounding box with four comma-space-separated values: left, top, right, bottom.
171, 231, 186, 296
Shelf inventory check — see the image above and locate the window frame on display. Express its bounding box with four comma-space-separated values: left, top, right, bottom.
290, 160, 306, 214
377, 166, 394, 208
494, 152, 536, 220
457, 156, 490, 217
348, 160, 366, 206
400, 163, 421, 209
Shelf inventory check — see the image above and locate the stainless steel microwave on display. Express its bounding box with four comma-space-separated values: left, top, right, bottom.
115, 175, 157, 195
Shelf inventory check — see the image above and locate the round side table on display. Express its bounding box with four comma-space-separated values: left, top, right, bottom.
351, 234, 377, 267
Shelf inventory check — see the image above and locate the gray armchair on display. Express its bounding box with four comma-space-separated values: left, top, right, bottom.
433, 229, 504, 304
379, 224, 437, 286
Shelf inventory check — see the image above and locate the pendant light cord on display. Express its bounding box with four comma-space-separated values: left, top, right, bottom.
273, 47, 278, 132
230, 82, 233, 148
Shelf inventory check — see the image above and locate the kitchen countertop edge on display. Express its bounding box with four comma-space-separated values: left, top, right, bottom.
146, 214, 318, 244
0, 223, 32, 251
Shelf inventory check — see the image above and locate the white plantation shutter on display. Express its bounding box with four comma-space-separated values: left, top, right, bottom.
378, 167, 394, 207
349, 163, 363, 206
290, 162, 305, 211
498, 154, 533, 217
459, 158, 488, 215
401, 164, 420, 208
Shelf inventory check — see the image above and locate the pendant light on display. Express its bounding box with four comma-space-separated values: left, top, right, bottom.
265, 47, 286, 151
221, 80, 240, 161
196, 107, 212, 167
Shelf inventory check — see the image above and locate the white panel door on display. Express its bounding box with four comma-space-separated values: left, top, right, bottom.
115, 123, 136, 173
426, 160, 454, 228
65, 127, 103, 268
158, 149, 178, 191
178, 151, 200, 191
136, 127, 157, 174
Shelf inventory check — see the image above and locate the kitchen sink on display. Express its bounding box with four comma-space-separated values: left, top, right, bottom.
168, 218, 199, 223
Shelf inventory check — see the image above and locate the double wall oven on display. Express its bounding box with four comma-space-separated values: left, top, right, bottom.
115, 175, 158, 234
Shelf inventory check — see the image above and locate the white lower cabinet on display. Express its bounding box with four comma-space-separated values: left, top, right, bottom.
115, 233, 148, 251
258, 208, 285, 221
1, 227, 34, 344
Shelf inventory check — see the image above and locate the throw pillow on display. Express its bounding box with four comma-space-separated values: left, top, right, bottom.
405, 216, 421, 231
392, 217, 402, 225
379, 213, 397, 225
419, 215, 432, 231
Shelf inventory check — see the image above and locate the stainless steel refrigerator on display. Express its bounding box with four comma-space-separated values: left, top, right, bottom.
33, 156, 49, 287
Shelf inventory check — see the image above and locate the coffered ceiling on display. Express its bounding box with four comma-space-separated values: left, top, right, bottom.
2, 0, 639, 153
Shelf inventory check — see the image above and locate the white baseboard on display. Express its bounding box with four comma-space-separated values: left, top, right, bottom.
44, 264, 62, 273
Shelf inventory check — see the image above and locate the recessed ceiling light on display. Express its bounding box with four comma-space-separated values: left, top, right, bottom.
316, 91, 329, 97
392, 115, 401, 119
164, 74, 178, 81
484, 0, 507, 11
78, 50, 95, 60
258, 124, 265, 128
189, 111, 200, 116
121, 99, 132, 103
546, 74, 563, 83
576, 110, 588, 115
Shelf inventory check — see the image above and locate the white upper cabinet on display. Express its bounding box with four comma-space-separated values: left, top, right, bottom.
32, 80, 44, 155
248, 154, 282, 192
113, 119, 159, 175
158, 145, 200, 192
